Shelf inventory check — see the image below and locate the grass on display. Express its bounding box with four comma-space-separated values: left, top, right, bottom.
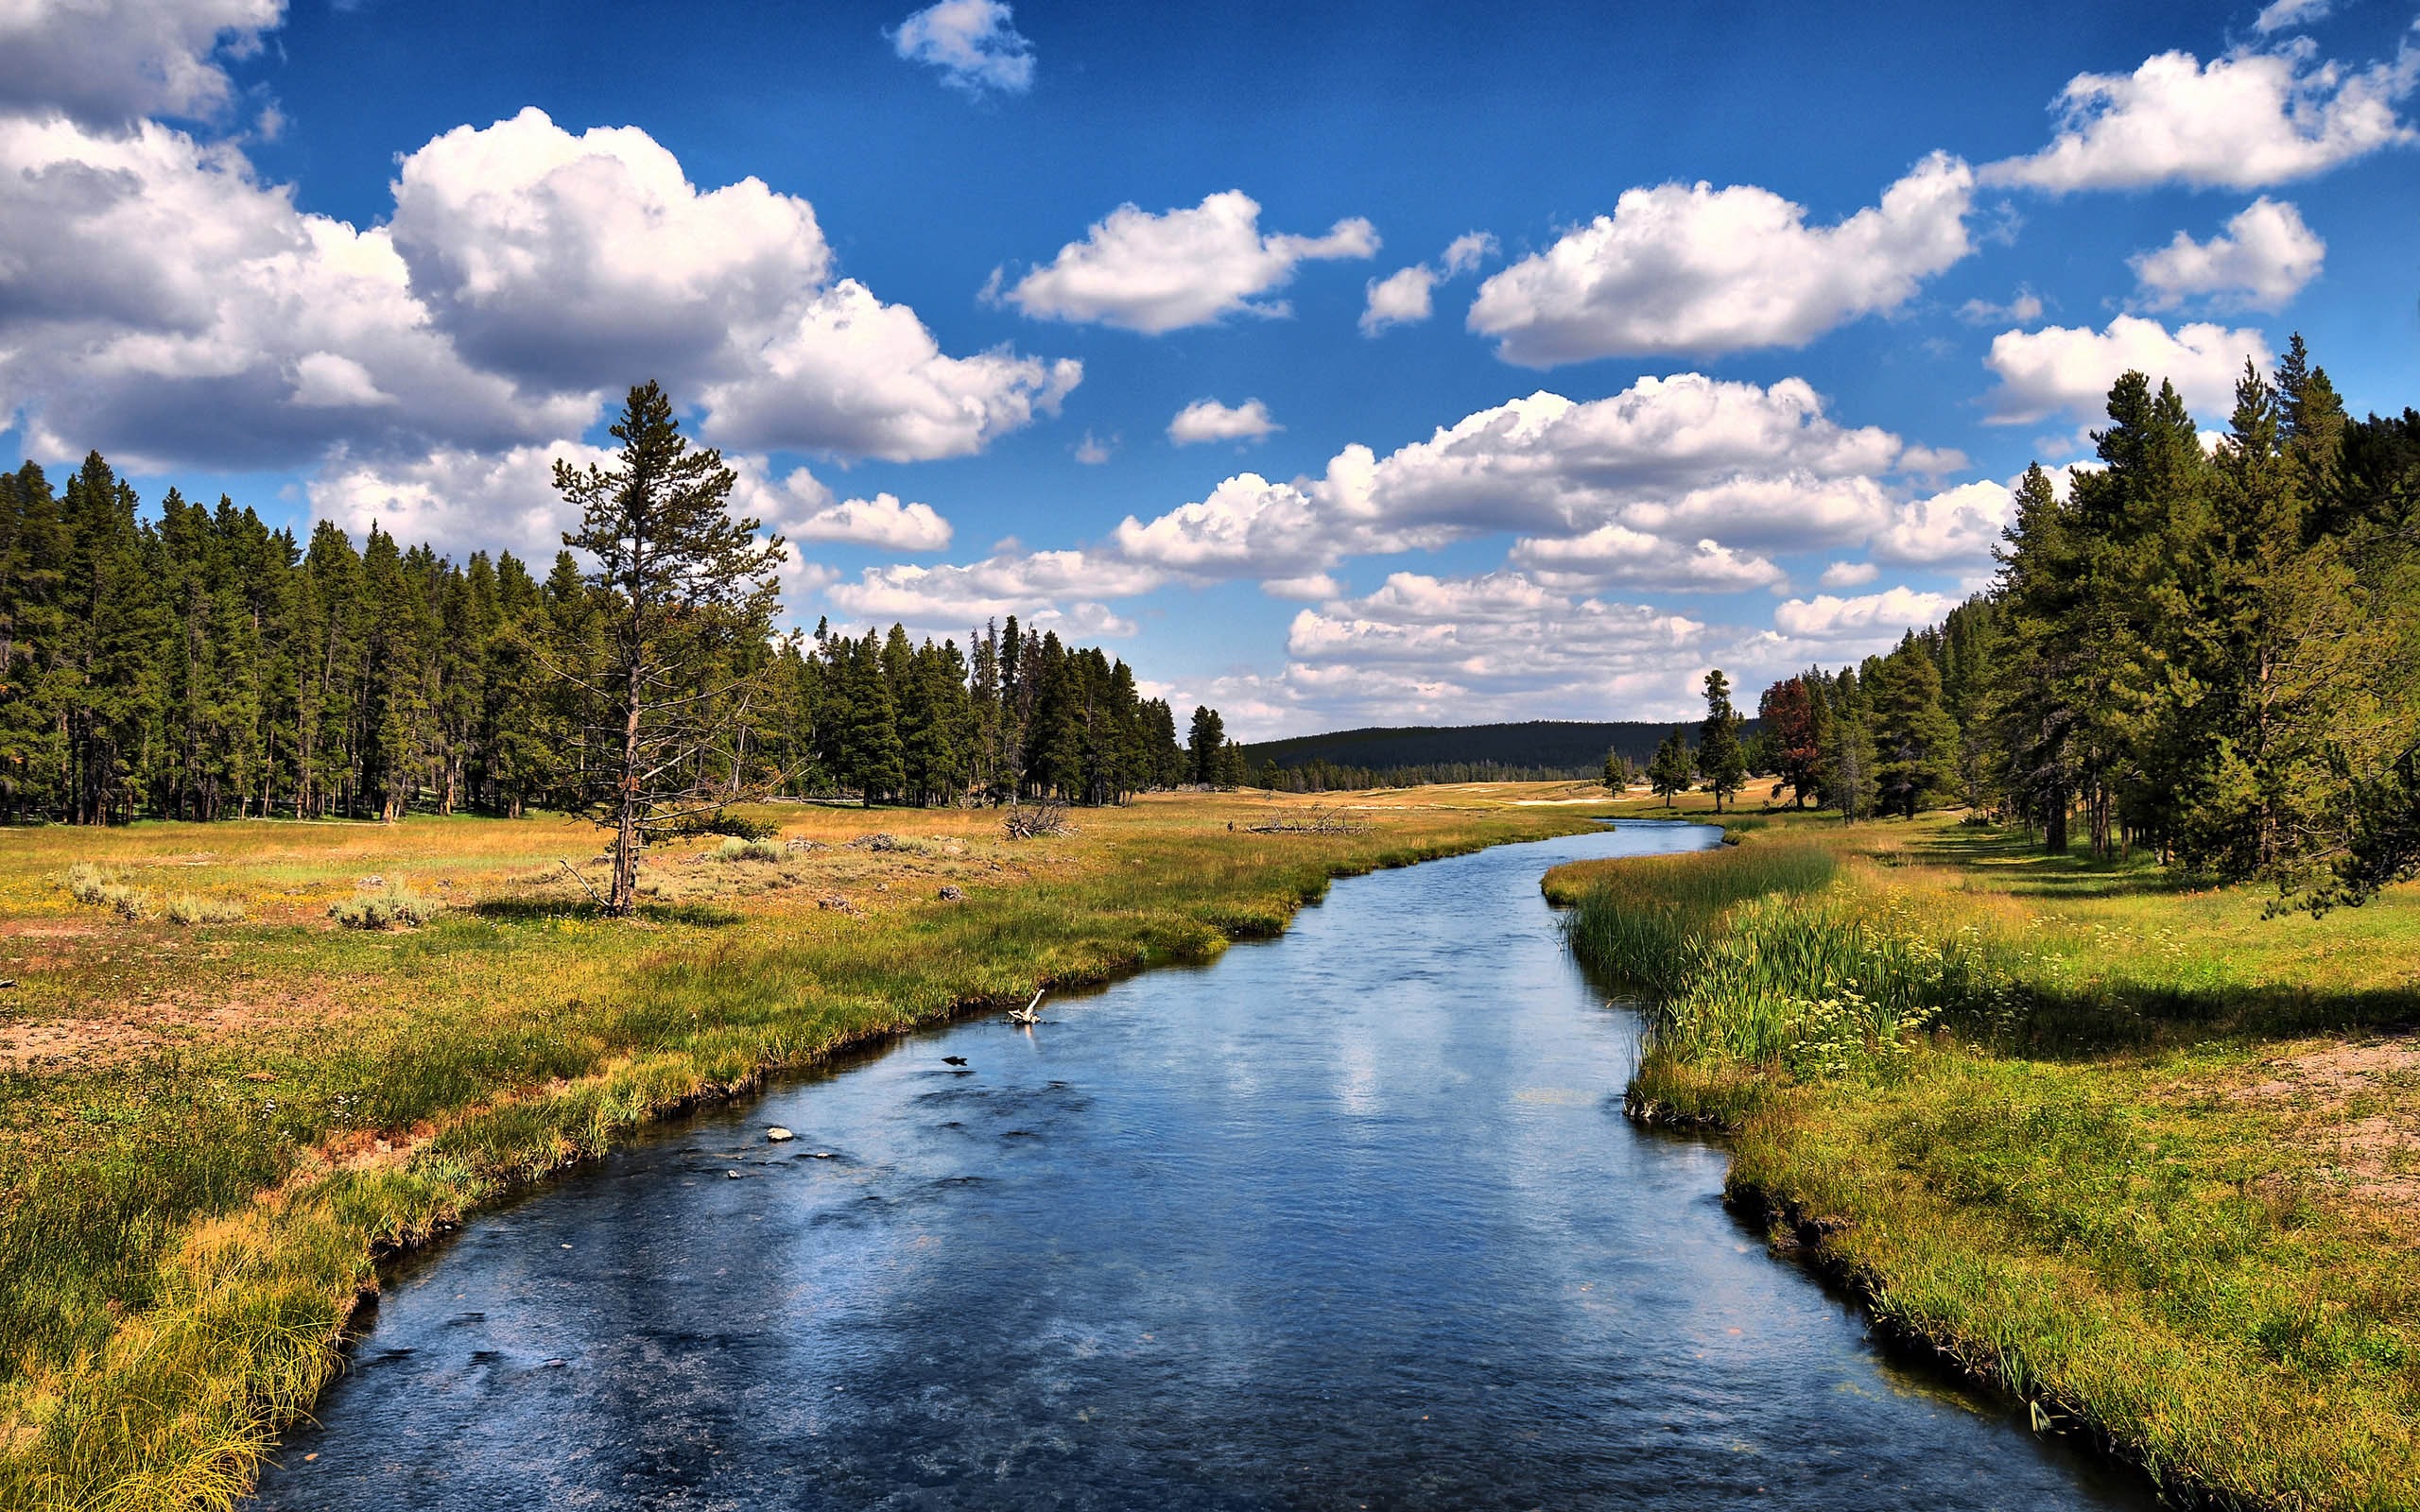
1548, 799, 2420, 1510
0, 782, 1621, 1509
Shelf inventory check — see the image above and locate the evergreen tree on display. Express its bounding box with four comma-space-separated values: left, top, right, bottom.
1646, 727, 1693, 807
1187, 705, 1226, 785
1695, 669, 1746, 812
551, 382, 786, 912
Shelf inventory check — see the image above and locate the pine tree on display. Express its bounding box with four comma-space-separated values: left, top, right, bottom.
1695, 669, 1746, 812
551, 381, 786, 912
1646, 727, 1693, 807
1868, 634, 1960, 819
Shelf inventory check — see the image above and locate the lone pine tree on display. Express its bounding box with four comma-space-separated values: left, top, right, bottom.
552, 381, 786, 915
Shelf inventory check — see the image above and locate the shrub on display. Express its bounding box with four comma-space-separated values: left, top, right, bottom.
163, 892, 245, 926
328, 882, 440, 930
711, 837, 786, 864
65, 863, 158, 922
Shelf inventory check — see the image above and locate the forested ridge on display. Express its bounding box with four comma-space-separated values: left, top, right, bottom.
0, 450, 1234, 824
1734, 335, 2420, 902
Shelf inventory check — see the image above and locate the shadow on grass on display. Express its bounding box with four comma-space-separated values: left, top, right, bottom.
467, 898, 743, 928
1902, 826, 2192, 900
1982, 978, 2420, 1060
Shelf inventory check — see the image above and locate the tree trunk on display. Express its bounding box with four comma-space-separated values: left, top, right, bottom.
610, 664, 642, 915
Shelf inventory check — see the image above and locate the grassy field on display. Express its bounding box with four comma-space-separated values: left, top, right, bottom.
1548, 796, 2420, 1511
0, 782, 1622, 1510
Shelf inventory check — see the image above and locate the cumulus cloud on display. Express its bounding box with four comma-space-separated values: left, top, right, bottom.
1820, 560, 1879, 589
0, 0, 283, 125
2130, 197, 2325, 310
0, 107, 1080, 472
1112, 373, 1912, 593
774, 479, 954, 552
1273, 570, 1711, 726
1359, 232, 1499, 335
1073, 430, 1115, 464
1167, 397, 1280, 445
994, 190, 1378, 334
0, 114, 591, 470
389, 108, 833, 390
1359, 266, 1435, 335
1872, 477, 2016, 565
1984, 315, 2272, 423
825, 548, 1162, 633
1982, 42, 2417, 193
309, 440, 614, 565
700, 279, 1080, 460
1507, 527, 1787, 592
1440, 232, 1498, 276
1772, 586, 1957, 642
887, 0, 1034, 94
389, 108, 1079, 461
1466, 153, 1975, 366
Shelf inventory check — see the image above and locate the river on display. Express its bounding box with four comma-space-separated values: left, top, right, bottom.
251, 820, 2151, 1510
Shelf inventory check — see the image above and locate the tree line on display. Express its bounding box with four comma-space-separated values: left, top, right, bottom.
0, 442, 1233, 825
1651, 335, 2420, 903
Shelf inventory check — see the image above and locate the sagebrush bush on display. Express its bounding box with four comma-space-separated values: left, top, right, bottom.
327, 882, 439, 930
64, 862, 157, 922
711, 837, 786, 863
163, 892, 245, 926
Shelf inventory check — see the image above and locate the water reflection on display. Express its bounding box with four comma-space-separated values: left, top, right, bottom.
252, 821, 2151, 1511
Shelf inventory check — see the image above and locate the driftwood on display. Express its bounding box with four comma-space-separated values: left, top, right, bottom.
1006, 989, 1045, 1025
1246, 805, 1372, 835
1003, 799, 1072, 840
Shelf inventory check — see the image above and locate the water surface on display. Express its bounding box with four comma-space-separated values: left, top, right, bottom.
253, 821, 2149, 1510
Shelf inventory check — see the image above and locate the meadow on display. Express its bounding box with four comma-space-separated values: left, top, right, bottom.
0, 784, 1618, 1510
1551, 796, 2420, 1511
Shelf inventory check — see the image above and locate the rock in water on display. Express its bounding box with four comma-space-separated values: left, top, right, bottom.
766, 1126, 795, 1143
724, 1169, 743, 1179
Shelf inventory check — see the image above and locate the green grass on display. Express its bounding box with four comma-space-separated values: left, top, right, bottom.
0, 787, 1620, 1509
1549, 810, 2420, 1510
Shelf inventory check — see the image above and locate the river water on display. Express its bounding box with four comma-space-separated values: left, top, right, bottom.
251, 821, 2149, 1511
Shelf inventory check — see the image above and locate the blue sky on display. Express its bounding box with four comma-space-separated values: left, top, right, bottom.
2, 0, 2416, 734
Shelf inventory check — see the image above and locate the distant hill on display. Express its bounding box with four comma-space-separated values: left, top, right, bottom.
1238, 719, 1755, 779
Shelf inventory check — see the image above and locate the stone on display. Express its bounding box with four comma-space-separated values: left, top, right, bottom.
938, 885, 965, 901
766, 1126, 795, 1143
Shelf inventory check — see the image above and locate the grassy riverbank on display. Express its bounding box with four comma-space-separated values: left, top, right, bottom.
1549, 799, 2420, 1510
0, 783, 1617, 1510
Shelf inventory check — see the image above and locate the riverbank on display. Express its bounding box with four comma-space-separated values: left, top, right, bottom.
1548, 799, 2420, 1510
0, 784, 1619, 1510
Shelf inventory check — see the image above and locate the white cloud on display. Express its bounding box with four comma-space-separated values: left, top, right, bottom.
994, 190, 1378, 334
1359, 266, 1435, 335
1466, 153, 1975, 366
2254, 0, 2332, 34
309, 440, 614, 565
1167, 396, 1280, 445
1440, 232, 1498, 277
0, 0, 283, 125
1982, 43, 2417, 193
2130, 197, 2325, 310
1820, 559, 1879, 589
824, 548, 1163, 632
1507, 527, 1787, 592
389, 107, 833, 391
1073, 430, 1115, 464
0, 114, 590, 470
1872, 478, 2016, 565
1984, 315, 2272, 423
777, 482, 954, 552
1272, 570, 1712, 726
0, 107, 1080, 472
1110, 373, 1915, 592
389, 108, 1080, 461
1958, 288, 2044, 325
1773, 586, 1957, 641
1361, 233, 1498, 335
887, 0, 1034, 94
700, 279, 1080, 460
